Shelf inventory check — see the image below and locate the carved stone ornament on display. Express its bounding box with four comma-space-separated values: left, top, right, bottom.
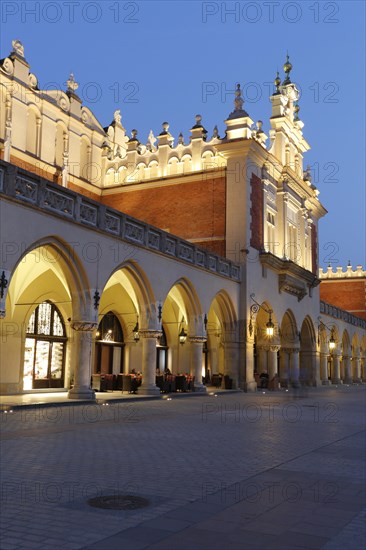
139, 329, 163, 339
81, 109, 89, 124
114, 110, 122, 124
0, 58, 14, 76
188, 336, 207, 344
67, 73, 79, 93
72, 321, 98, 332
28, 73, 38, 89
12, 39, 24, 57
58, 94, 70, 112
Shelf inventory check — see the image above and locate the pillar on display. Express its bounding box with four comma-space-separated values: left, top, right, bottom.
290, 348, 300, 387
268, 345, 280, 379
279, 348, 290, 386
68, 322, 96, 400
343, 355, 352, 384
139, 330, 160, 395
331, 353, 341, 384
353, 357, 361, 383
224, 341, 240, 389
189, 337, 206, 392
320, 352, 330, 385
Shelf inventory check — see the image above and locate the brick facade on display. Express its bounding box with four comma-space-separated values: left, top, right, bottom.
102, 176, 226, 255
320, 280, 366, 319
250, 173, 263, 250
311, 224, 318, 275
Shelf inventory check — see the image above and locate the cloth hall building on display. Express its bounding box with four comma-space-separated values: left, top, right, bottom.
0, 40, 365, 400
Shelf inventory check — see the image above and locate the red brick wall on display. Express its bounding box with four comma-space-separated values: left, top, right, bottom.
311, 224, 318, 275
68, 183, 101, 202
320, 280, 366, 319
250, 173, 263, 250
102, 176, 226, 250
10, 155, 58, 182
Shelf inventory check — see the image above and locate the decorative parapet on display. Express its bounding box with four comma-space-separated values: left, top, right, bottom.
0, 160, 240, 282
319, 264, 365, 278
320, 300, 366, 329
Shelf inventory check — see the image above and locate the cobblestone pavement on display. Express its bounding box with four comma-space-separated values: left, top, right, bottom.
0, 386, 365, 549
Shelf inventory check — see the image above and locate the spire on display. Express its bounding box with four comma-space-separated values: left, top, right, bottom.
178, 132, 184, 145
227, 83, 249, 120
282, 54, 292, 85
274, 71, 281, 94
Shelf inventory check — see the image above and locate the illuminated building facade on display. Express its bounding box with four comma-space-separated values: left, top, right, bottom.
1, 40, 365, 398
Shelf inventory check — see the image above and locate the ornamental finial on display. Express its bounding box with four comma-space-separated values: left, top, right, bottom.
274, 70, 281, 94
114, 109, 122, 125
12, 39, 24, 57
234, 83, 244, 111
283, 54, 292, 85
67, 73, 79, 93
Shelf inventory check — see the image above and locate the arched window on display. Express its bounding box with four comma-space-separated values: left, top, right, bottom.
94, 312, 124, 375
26, 108, 39, 156
156, 326, 168, 372
23, 302, 67, 390
55, 124, 65, 167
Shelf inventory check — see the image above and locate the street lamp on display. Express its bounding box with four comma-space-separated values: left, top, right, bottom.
133, 317, 140, 342
248, 294, 275, 338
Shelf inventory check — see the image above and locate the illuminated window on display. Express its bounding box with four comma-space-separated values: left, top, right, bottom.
23, 302, 66, 390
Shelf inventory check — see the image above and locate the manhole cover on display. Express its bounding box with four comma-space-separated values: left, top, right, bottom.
87, 495, 150, 510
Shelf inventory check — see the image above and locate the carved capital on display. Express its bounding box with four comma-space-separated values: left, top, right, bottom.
139, 329, 162, 339
72, 321, 98, 332
269, 345, 281, 353
188, 336, 206, 344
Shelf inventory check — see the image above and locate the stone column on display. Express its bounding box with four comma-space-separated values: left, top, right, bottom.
353, 357, 361, 383
257, 346, 267, 374
139, 330, 161, 395
224, 341, 240, 389
331, 353, 341, 384
343, 355, 352, 384
290, 348, 300, 387
361, 358, 366, 382
189, 336, 206, 392
68, 321, 96, 400
279, 348, 290, 386
268, 345, 280, 379
320, 353, 330, 385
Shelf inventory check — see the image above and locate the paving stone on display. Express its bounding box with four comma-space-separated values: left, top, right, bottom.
0, 388, 365, 549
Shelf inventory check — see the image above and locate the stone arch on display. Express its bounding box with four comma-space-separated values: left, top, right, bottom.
105, 167, 116, 186
97, 261, 157, 377
206, 290, 239, 387
201, 149, 215, 170
253, 302, 280, 386
148, 159, 159, 178
167, 155, 179, 176
299, 316, 317, 385
181, 154, 192, 174
136, 162, 147, 181
2, 238, 90, 394
160, 277, 202, 376
279, 309, 299, 386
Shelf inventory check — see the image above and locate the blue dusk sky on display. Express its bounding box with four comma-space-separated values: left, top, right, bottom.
1, 0, 365, 269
